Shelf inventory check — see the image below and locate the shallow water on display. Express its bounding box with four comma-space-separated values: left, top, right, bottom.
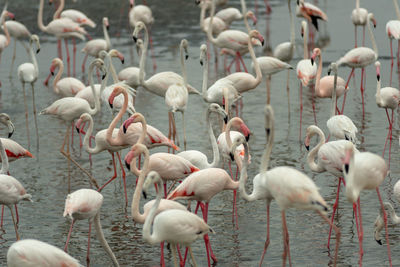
0, 0, 399, 266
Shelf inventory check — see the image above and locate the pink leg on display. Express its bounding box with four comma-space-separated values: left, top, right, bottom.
64, 219, 75, 252
72, 38, 76, 77
311, 85, 317, 124
259, 202, 271, 266
235, 55, 240, 72
64, 39, 71, 77
327, 178, 342, 249
82, 54, 88, 74
86, 222, 92, 266
149, 30, 157, 72
226, 57, 235, 74
201, 203, 217, 265
0, 205, 3, 227
388, 110, 394, 169
281, 211, 292, 267
97, 153, 118, 192
71, 123, 74, 149
299, 83, 303, 140
58, 39, 63, 60
116, 152, 128, 207
360, 68, 365, 118
357, 198, 364, 265
354, 25, 357, 48
233, 164, 239, 229
15, 205, 19, 225
383, 108, 391, 157
237, 52, 248, 73
390, 39, 394, 87
163, 182, 167, 198
376, 188, 392, 266
160, 242, 166, 267
362, 25, 366, 47
264, 0, 272, 14
341, 91, 347, 114
44, 72, 52, 86
345, 68, 355, 89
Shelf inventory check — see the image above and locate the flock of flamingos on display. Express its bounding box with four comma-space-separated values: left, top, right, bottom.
0, 0, 400, 266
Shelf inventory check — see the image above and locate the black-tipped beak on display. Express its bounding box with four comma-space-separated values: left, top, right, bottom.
200, 60, 203, 66
377, 74, 380, 81
133, 36, 137, 43
344, 164, 349, 173
245, 135, 250, 142
223, 116, 228, 124
311, 58, 314, 65
36, 48, 40, 54
123, 124, 128, 134
305, 145, 309, 151
109, 103, 113, 109
261, 40, 264, 46
301, 32, 304, 37
8, 132, 12, 138
266, 128, 270, 136
106, 25, 110, 31
121, 59, 125, 64
327, 69, 331, 75
76, 127, 80, 134
142, 191, 147, 199
253, 21, 256, 26
51, 71, 54, 76
102, 74, 106, 80
376, 239, 382, 245
374, 24, 376, 29
195, 0, 200, 4
185, 54, 189, 60
229, 152, 234, 161
125, 160, 131, 170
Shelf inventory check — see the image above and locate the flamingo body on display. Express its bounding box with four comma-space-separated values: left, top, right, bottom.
40, 97, 93, 122
129, 5, 154, 28
327, 115, 358, 143
56, 77, 85, 97
296, 59, 317, 86
3, 21, 30, 39
143, 71, 199, 97
118, 67, 142, 88
352, 7, 368, 26
337, 47, 376, 68
17, 63, 36, 83
61, 9, 96, 28
254, 56, 293, 76
215, 7, 242, 25
0, 138, 33, 162
376, 86, 400, 109
316, 75, 347, 98
386, 20, 400, 39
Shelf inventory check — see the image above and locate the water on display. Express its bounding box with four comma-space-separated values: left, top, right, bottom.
0, 0, 399, 266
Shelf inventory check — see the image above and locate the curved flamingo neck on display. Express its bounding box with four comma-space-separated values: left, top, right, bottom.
243, 12, 251, 32
367, 16, 378, 57
314, 53, 322, 94
82, 116, 101, 154
240, 0, 247, 15
200, 3, 207, 30
87, 62, 101, 116
53, 60, 64, 94
207, 0, 218, 45
106, 53, 119, 83
289, 0, 295, 46
137, 116, 148, 145
206, 109, 220, 168
239, 141, 258, 201
330, 65, 338, 117
0, 138, 9, 174
138, 25, 149, 87
376, 73, 382, 106
180, 43, 188, 88
356, 0, 360, 9
2, 13, 10, 47
201, 49, 210, 102
106, 90, 129, 146
394, 0, 400, 20
222, 87, 230, 132
131, 147, 150, 224
103, 20, 111, 50
385, 202, 400, 224
225, 118, 242, 171
53, 0, 64, 19
38, 0, 49, 32
93, 213, 120, 267
303, 23, 308, 59
248, 34, 262, 88
307, 126, 326, 173
259, 112, 275, 174
344, 150, 357, 203
30, 41, 39, 78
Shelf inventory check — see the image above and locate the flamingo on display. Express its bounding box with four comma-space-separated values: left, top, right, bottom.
374, 179, 400, 245
129, 0, 156, 71
326, 63, 358, 144
386, 0, 400, 86
143, 171, 214, 267
107, 88, 178, 151
304, 124, 358, 249
233, 105, 340, 266
296, 0, 327, 45
331, 12, 377, 118
273, 0, 295, 107
342, 144, 392, 266
76, 113, 129, 207
48, 58, 85, 97
17, 34, 40, 149
7, 239, 81, 267
133, 21, 200, 97
118, 39, 144, 91
39, 59, 106, 191
375, 61, 400, 167
128, 143, 189, 266
81, 17, 110, 74
38, 0, 86, 85
63, 189, 120, 267
297, 20, 317, 139
351, 0, 368, 47
165, 39, 190, 150
177, 103, 227, 169
0, 10, 13, 87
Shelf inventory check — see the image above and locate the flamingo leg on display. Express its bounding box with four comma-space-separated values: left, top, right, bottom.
171, 244, 178, 267
287, 70, 291, 115
182, 111, 186, 151
362, 25, 365, 47
226, 56, 235, 74
64, 219, 75, 252
86, 222, 92, 266
360, 68, 365, 118
358, 198, 364, 265
264, 0, 272, 14
148, 29, 157, 72
327, 177, 342, 249
376, 188, 392, 266
311, 84, 317, 124
388, 109, 394, 169
237, 52, 248, 73
72, 38, 76, 77
176, 244, 183, 266
1, 205, 4, 227
299, 83, 303, 141
116, 151, 128, 207
21, 82, 30, 149
71, 122, 74, 149
160, 242, 166, 267
353, 201, 364, 265
81, 54, 88, 74
172, 113, 179, 150
318, 210, 340, 266
98, 152, 118, 192
9, 206, 19, 241
188, 246, 197, 267
64, 39, 71, 77
383, 108, 391, 158
15, 205, 19, 225
259, 201, 271, 267
345, 68, 355, 89
201, 203, 217, 265
266, 75, 271, 104
9, 38, 16, 77
31, 83, 39, 149
390, 39, 394, 87
281, 210, 292, 267
168, 111, 172, 153
354, 25, 357, 48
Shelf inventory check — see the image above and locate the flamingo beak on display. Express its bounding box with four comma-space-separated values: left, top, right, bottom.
142, 191, 147, 199
223, 115, 228, 124
200, 59, 203, 66
229, 152, 235, 161
133, 36, 137, 43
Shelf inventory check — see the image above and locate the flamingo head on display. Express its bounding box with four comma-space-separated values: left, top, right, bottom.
246, 11, 257, 26
30, 35, 40, 54
249, 30, 264, 46
327, 62, 337, 75
230, 135, 247, 161
304, 125, 319, 150
342, 143, 355, 175
3, 11, 14, 20
200, 44, 207, 65
375, 61, 381, 81
108, 86, 126, 108
368, 13, 377, 28
50, 58, 62, 75
124, 143, 147, 170
300, 21, 307, 38
103, 17, 109, 31
209, 103, 228, 123
264, 105, 274, 138
136, 39, 144, 54
181, 39, 189, 60
310, 48, 320, 65
230, 118, 251, 141
130, 0, 134, 8
0, 113, 14, 138
132, 21, 145, 43
109, 49, 125, 64
143, 171, 162, 199
122, 113, 144, 133
75, 113, 91, 133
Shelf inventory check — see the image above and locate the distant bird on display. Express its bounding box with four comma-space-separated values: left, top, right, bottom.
296, 0, 328, 33
385, 0, 400, 85
342, 143, 392, 266
143, 171, 214, 267
7, 239, 82, 267
351, 0, 368, 47
0, 10, 13, 87
63, 189, 120, 267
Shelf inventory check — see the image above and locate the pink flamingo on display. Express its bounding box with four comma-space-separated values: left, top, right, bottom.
375, 61, 400, 167
76, 113, 129, 207
296, 0, 328, 45
39, 59, 106, 191
351, 0, 368, 47
0, 10, 13, 87
296, 20, 317, 139
49, 58, 85, 96
128, 143, 190, 266
234, 105, 340, 266
129, 0, 156, 71
118, 39, 144, 92
133, 21, 200, 97
326, 63, 358, 144
385, 0, 400, 86
63, 189, 120, 266
7, 239, 81, 267
333, 12, 377, 119
342, 144, 392, 266
177, 103, 227, 170
107, 88, 178, 151
144, 171, 214, 267
81, 17, 110, 74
